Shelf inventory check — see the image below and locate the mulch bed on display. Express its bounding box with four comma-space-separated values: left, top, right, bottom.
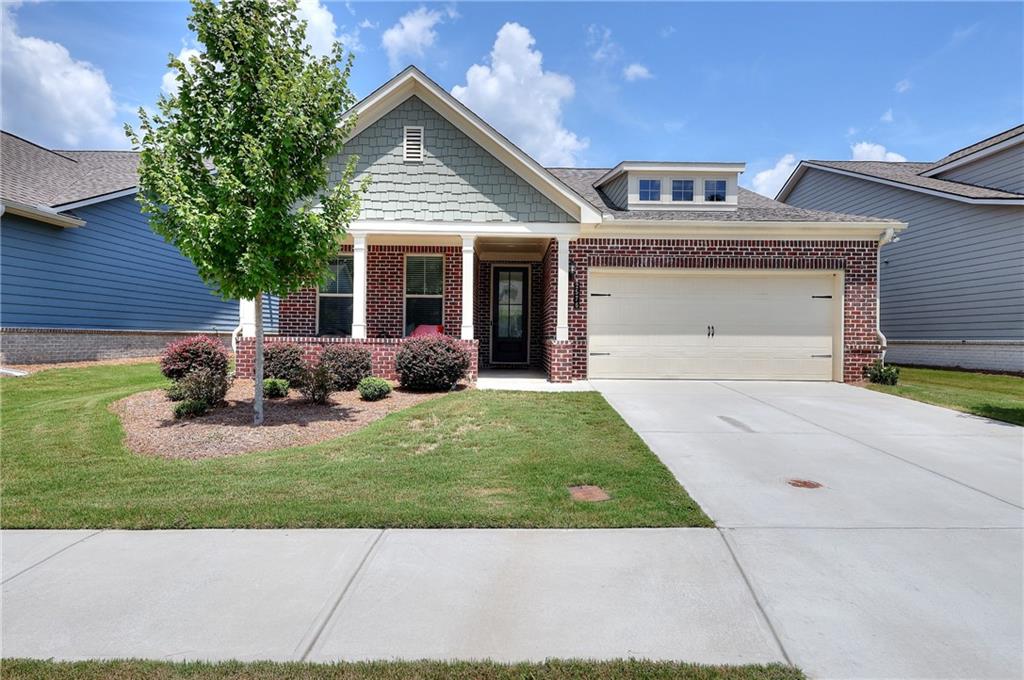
111, 379, 443, 459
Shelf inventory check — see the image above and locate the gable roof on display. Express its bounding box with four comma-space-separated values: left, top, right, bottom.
550, 167, 897, 225
921, 124, 1024, 176
344, 66, 603, 224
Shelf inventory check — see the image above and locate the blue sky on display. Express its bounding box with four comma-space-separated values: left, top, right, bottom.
3, 1, 1021, 196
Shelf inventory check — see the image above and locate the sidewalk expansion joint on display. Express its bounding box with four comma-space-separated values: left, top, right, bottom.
2, 530, 104, 586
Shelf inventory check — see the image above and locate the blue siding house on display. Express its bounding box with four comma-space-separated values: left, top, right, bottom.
0, 131, 275, 363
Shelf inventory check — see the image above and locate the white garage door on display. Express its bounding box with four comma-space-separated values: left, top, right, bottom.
588, 269, 840, 380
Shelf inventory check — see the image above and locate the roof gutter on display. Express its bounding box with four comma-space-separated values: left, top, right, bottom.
0, 200, 85, 228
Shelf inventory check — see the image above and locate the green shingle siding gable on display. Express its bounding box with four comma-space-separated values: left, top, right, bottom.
330, 96, 574, 223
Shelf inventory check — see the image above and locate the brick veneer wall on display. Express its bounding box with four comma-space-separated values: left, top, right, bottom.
0, 328, 232, 365
566, 238, 881, 383
236, 336, 478, 383
475, 260, 543, 369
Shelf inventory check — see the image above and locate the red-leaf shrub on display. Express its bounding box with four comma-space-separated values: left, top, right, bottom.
263, 342, 307, 386
160, 335, 229, 381
395, 336, 469, 391
319, 344, 372, 390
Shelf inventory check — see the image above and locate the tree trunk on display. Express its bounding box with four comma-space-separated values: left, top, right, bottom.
253, 293, 265, 426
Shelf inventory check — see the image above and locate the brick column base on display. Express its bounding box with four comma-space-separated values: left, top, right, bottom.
544, 340, 575, 383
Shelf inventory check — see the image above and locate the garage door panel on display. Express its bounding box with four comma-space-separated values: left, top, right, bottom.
588, 270, 838, 381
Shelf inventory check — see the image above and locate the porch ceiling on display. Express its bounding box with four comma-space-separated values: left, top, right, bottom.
476, 236, 548, 261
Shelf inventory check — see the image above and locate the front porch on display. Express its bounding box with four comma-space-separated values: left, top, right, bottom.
239, 228, 579, 383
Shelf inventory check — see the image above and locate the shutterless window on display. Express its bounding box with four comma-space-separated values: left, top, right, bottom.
318, 256, 354, 336
405, 255, 443, 336
704, 179, 727, 202
672, 179, 694, 201
638, 178, 661, 201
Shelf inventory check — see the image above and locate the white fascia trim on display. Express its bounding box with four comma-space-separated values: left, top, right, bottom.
0, 200, 85, 228
350, 220, 581, 238
52, 187, 139, 211
584, 220, 905, 241
595, 162, 747, 188
921, 134, 1024, 177
342, 67, 602, 225
779, 162, 1024, 205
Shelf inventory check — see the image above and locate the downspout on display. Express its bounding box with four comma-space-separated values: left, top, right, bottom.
231, 323, 243, 353
876, 227, 896, 361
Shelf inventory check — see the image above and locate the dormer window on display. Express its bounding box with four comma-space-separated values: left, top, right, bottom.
638, 179, 661, 201
704, 179, 727, 202
672, 179, 694, 202
403, 126, 424, 162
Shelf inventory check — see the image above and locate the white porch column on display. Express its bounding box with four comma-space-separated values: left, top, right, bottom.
461, 235, 476, 340
556, 235, 571, 342
239, 298, 257, 338
351, 234, 368, 339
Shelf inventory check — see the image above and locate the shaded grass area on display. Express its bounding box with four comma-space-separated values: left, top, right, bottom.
865, 365, 1024, 426
0, 660, 805, 680
0, 363, 709, 528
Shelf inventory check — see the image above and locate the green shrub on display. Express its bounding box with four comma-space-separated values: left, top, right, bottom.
263, 378, 289, 398
160, 335, 229, 381
867, 359, 900, 385
300, 361, 333, 404
173, 399, 208, 419
263, 342, 307, 386
165, 382, 187, 401
180, 367, 231, 405
319, 344, 372, 390
395, 336, 470, 391
357, 376, 392, 401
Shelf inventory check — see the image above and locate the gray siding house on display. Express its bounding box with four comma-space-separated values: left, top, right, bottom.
778, 125, 1024, 372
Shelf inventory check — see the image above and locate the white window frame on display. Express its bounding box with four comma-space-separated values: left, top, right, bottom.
704, 178, 728, 202
403, 125, 424, 162
637, 177, 662, 201
403, 253, 445, 336
671, 178, 696, 202
317, 254, 355, 337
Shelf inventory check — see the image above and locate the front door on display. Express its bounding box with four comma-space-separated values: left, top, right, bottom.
491, 266, 529, 363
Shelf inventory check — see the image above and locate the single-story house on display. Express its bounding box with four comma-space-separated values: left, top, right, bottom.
235, 66, 903, 383
0, 131, 277, 364
777, 125, 1024, 373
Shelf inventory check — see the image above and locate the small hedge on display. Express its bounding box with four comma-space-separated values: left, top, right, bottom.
357, 376, 392, 401
866, 359, 900, 385
263, 342, 307, 386
300, 361, 334, 404
179, 367, 231, 406
173, 399, 208, 419
320, 345, 372, 391
165, 382, 187, 402
395, 336, 469, 391
263, 378, 289, 398
160, 335, 228, 381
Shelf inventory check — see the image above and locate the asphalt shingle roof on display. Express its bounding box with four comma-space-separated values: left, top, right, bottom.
1, 132, 139, 209
803, 159, 1024, 200
548, 167, 894, 223
923, 124, 1024, 173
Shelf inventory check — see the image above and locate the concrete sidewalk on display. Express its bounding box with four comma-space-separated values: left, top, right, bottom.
1, 528, 784, 665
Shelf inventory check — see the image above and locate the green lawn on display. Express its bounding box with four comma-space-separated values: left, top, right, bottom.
0, 660, 803, 680
0, 363, 709, 528
865, 365, 1024, 426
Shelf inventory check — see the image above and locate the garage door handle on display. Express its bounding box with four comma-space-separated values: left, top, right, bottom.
811, 354, 833, 358
590, 293, 612, 297
708, 325, 715, 337
590, 352, 611, 356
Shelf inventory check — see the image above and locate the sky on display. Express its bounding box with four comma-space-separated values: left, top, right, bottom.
2, 1, 1021, 197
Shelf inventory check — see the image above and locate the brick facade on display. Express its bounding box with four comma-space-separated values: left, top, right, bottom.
475, 260, 543, 369
236, 336, 479, 383
0, 327, 232, 365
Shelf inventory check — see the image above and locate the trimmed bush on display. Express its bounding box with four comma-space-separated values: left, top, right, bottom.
263, 342, 307, 386
160, 335, 229, 381
300, 361, 333, 404
866, 359, 900, 385
395, 336, 470, 391
165, 382, 187, 402
319, 345, 372, 391
357, 377, 392, 401
263, 378, 289, 399
180, 367, 231, 406
173, 399, 209, 419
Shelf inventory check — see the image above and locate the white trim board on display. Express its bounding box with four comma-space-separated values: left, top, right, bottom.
921, 132, 1024, 177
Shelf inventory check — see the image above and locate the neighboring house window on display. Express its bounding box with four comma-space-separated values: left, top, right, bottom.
704, 179, 727, 202
404, 126, 424, 162
405, 255, 443, 335
672, 179, 694, 202
319, 256, 354, 336
638, 179, 661, 201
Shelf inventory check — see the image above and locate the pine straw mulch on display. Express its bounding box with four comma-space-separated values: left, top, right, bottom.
110, 379, 444, 459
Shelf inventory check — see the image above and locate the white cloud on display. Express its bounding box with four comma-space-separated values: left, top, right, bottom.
451, 22, 588, 166
846, 126, 859, 137
659, 25, 676, 38
751, 154, 797, 198
586, 24, 621, 63
161, 47, 201, 96
296, 0, 342, 56
0, 5, 126, 148
950, 22, 980, 45
381, 7, 444, 71
895, 79, 911, 93
358, 18, 378, 30
623, 63, 653, 82
851, 142, 907, 163
880, 108, 894, 123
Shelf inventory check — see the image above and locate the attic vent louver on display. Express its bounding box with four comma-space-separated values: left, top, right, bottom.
404, 126, 424, 162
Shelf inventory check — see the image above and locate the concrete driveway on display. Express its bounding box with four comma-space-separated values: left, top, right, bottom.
595, 380, 1024, 679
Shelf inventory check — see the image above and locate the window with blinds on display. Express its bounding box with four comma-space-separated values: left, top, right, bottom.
405, 255, 443, 335
318, 256, 354, 336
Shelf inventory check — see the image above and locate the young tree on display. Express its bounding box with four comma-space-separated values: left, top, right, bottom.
126, 0, 364, 424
